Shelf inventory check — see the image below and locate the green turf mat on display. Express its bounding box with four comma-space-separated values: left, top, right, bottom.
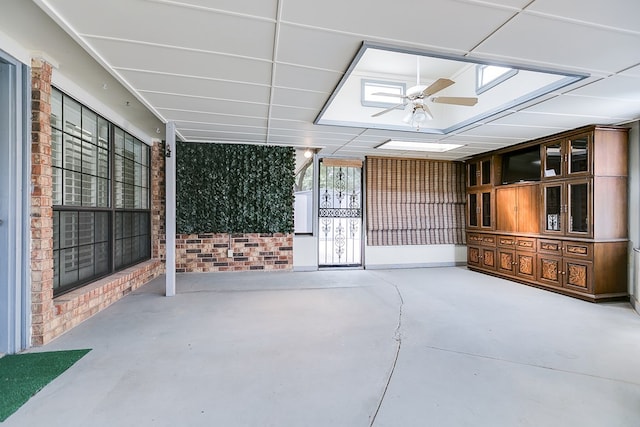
0, 349, 91, 422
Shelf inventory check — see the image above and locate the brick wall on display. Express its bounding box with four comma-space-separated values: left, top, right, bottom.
30, 60, 163, 345
176, 233, 293, 272
52, 260, 163, 337
30, 58, 55, 345
151, 141, 166, 263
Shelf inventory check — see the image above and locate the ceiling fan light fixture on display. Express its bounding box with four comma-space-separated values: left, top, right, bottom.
407, 106, 433, 130
413, 109, 428, 124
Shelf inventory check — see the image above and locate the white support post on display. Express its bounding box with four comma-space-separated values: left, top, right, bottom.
165, 122, 176, 297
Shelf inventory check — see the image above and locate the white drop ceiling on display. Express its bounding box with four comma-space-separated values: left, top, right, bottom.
33, 0, 640, 160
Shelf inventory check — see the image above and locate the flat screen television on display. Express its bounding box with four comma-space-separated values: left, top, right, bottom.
501, 146, 541, 184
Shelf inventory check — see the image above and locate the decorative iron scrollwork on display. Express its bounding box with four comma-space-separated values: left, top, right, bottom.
318, 164, 362, 265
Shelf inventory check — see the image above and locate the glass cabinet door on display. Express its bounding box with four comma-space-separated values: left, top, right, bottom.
481, 160, 492, 185
481, 191, 492, 228
468, 193, 478, 227
567, 135, 590, 175
468, 158, 492, 187
468, 162, 478, 187
543, 184, 562, 233
542, 142, 562, 178
567, 180, 590, 236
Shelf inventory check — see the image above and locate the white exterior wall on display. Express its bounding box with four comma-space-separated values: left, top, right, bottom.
293, 235, 318, 271
364, 244, 466, 269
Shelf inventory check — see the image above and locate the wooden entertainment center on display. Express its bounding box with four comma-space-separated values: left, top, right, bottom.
466, 125, 629, 302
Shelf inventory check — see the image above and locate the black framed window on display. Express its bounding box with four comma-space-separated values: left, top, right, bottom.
51, 87, 151, 295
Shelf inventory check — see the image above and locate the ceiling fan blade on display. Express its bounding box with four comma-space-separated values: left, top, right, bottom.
371, 103, 405, 118
371, 92, 407, 99
421, 78, 455, 97
431, 96, 478, 106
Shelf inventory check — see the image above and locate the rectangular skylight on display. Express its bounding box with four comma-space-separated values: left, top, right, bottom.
476, 64, 518, 94
361, 80, 405, 108
376, 140, 463, 152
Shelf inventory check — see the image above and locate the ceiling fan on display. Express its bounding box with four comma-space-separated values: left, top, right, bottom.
371, 58, 478, 130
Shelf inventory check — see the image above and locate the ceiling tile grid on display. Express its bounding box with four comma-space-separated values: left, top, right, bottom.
33, 0, 640, 160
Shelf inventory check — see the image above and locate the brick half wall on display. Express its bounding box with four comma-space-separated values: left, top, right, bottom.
176, 233, 293, 272
50, 260, 163, 340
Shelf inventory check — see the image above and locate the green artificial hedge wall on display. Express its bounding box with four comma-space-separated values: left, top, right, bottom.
176, 143, 295, 234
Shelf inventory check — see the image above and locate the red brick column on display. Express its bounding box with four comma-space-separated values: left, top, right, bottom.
151, 141, 166, 266
30, 58, 55, 346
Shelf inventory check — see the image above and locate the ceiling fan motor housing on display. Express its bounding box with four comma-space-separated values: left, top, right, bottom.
406, 85, 428, 99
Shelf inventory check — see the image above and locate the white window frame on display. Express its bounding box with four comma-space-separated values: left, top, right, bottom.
476, 65, 518, 95
361, 79, 406, 108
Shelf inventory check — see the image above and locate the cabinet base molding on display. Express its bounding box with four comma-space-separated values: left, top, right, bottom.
467, 266, 627, 303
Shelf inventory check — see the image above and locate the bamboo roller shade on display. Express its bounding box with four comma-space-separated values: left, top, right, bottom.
366, 157, 466, 246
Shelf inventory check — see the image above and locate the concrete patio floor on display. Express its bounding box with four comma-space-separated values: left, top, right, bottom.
6, 267, 640, 426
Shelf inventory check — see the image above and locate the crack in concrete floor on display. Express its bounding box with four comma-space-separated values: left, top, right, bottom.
369, 278, 405, 426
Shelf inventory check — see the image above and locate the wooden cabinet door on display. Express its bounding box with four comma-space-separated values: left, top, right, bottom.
467, 245, 481, 268
480, 247, 496, 271
538, 254, 562, 287
496, 185, 539, 233
516, 185, 540, 234
497, 248, 516, 276
563, 258, 593, 293
496, 187, 517, 232
515, 252, 536, 281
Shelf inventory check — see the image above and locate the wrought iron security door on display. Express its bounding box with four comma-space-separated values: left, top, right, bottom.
318, 160, 362, 267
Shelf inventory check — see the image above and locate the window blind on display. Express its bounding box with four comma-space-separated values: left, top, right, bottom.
366, 157, 466, 245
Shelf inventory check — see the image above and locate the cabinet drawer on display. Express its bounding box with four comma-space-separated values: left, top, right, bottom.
467, 233, 484, 245
481, 235, 496, 247
468, 233, 496, 247
515, 237, 536, 252
497, 236, 517, 248
538, 239, 562, 255
563, 241, 592, 259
